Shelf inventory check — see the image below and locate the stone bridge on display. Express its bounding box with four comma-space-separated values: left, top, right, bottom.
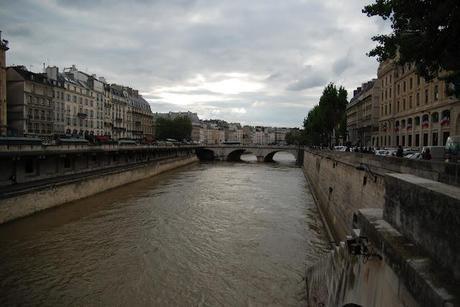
197, 145, 301, 163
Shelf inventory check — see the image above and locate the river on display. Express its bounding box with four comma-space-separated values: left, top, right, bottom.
0, 153, 329, 306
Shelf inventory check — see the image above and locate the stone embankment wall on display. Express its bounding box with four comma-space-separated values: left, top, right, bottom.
0, 155, 198, 224
302, 150, 386, 241
303, 149, 460, 306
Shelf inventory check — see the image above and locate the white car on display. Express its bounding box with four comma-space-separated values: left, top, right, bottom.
405, 152, 421, 159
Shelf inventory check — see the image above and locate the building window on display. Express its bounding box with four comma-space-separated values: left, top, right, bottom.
402, 135, 405, 147
25, 159, 34, 174
443, 132, 450, 146
403, 81, 406, 92
397, 101, 400, 112
389, 88, 392, 98
416, 93, 420, 106
415, 134, 420, 147
425, 89, 429, 104
441, 110, 451, 126
397, 84, 400, 95
417, 76, 421, 86
408, 135, 412, 147
403, 98, 406, 110
409, 78, 413, 89
432, 112, 439, 123
64, 157, 71, 169
432, 132, 439, 146
434, 85, 439, 101
423, 133, 428, 146
422, 114, 430, 128
409, 96, 412, 109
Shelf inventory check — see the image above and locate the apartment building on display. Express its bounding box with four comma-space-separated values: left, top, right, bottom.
0, 32, 8, 135
346, 79, 380, 147
6, 66, 54, 138
110, 84, 129, 140
377, 60, 460, 148
45, 65, 104, 137
126, 87, 154, 141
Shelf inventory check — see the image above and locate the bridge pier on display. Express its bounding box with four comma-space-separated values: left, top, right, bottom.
256, 155, 264, 162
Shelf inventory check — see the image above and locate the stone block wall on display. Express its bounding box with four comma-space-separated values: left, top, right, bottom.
302, 150, 386, 241
384, 173, 460, 280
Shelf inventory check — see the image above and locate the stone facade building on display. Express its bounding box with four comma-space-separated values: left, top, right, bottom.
44, 65, 104, 138
110, 84, 129, 140
347, 79, 380, 147
126, 87, 154, 141
377, 61, 460, 148
6, 66, 54, 138
5, 63, 152, 141
0, 33, 8, 136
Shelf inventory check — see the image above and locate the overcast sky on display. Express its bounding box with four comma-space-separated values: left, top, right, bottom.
0, 0, 388, 127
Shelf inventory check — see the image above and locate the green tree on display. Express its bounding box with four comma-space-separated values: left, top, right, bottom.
155, 116, 192, 141
303, 83, 348, 146
363, 0, 460, 86
285, 129, 307, 145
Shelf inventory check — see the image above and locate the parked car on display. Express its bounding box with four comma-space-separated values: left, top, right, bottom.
375, 148, 397, 156
403, 148, 419, 156
334, 146, 347, 151
405, 152, 422, 160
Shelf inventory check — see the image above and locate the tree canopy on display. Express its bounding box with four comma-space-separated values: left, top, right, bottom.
303, 83, 348, 146
155, 116, 192, 141
285, 129, 306, 145
363, 0, 460, 83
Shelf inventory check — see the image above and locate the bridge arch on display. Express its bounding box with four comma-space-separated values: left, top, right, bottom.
227, 149, 247, 162
264, 150, 298, 162
196, 148, 216, 161
200, 145, 300, 163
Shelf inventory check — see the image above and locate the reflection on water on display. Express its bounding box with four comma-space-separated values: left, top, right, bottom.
0, 153, 329, 306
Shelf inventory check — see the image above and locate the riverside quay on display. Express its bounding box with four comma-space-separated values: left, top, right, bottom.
2, 1, 460, 306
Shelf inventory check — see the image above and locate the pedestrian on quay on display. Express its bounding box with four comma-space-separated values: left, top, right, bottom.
396, 145, 404, 157
422, 148, 432, 160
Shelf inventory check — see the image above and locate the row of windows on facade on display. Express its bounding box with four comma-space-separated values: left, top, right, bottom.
380, 110, 451, 131
379, 131, 450, 148
382, 73, 430, 94
60, 84, 105, 100
28, 110, 105, 129
381, 63, 421, 87
53, 91, 100, 108
381, 87, 441, 116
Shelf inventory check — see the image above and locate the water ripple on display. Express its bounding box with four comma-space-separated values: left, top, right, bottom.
0, 154, 329, 306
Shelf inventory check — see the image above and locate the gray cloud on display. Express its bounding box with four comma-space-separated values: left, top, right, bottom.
286, 75, 328, 91
0, 0, 385, 126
